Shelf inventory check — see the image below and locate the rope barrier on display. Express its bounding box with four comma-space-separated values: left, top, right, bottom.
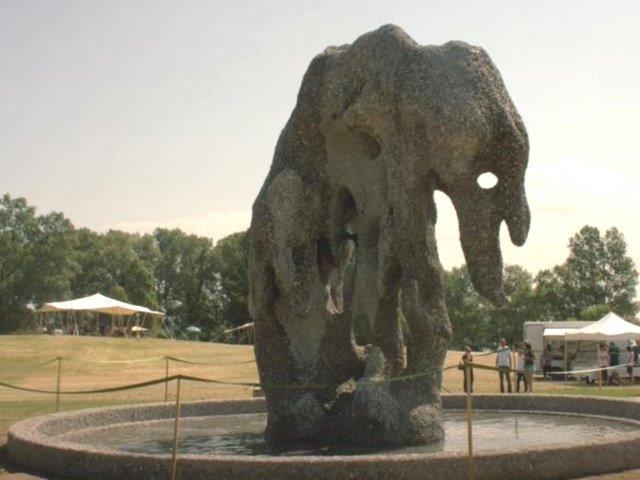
0, 376, 172, 395
164, 356, 256, 367
70, 356, 166, 364
0, 362, 462, 396
1, 352, 635, 398
9, 348, 499, 370
546, 362, 635, 376
30, 355, 258, 366
36, 357, 63, 367
459, 361, 637, 376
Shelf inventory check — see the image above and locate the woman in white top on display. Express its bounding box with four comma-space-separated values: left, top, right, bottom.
598, 344, 610, 383
626, 346, 635, 381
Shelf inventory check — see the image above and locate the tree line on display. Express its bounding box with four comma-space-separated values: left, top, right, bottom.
1, 193, 638, 346
0, 194, 248, 339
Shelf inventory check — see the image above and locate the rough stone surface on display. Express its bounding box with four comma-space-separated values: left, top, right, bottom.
8, 396, 640, 480
248, 24, 530, 446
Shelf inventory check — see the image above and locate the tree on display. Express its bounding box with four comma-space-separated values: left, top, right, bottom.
485, 265, 536, 345
560, 226, 638, 319
212, 231, 250, 329
443, 266, 488, 348
70, 229, 157, 308
0, 194, 77, 332
444, 265, 537, 348
153, 228, 223, 334
531, 267, 569, 322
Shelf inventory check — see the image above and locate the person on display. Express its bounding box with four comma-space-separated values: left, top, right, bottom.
459, 346, 474, 393
495, 338, 512, 393
540, 345, 552, 380
626, 346, 635, 382
598, 343, 610, 383
516, 349, 527, 393
523, 341, 536, 392
609, 342, 620, 367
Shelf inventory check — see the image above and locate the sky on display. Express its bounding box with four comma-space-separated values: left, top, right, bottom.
1, 0, 639, 275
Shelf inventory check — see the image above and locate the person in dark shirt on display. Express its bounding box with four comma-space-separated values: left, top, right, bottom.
540, 345, 553, 380
609, 342, 620, 366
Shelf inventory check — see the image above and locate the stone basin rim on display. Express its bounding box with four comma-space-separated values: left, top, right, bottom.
9, 394, 640, 480
10, 395, 640, 460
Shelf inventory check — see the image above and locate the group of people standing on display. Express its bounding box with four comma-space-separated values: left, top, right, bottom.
461, 339, 640, 393
597, 342, 636, 383
459, 338, 536, 394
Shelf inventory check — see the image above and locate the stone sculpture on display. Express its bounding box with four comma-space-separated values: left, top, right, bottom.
248, 25, 529, 446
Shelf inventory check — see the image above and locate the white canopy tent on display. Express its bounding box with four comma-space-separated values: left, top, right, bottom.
543, 327, 580, 338
39, 293, 163, 316
561, 312, 640, 379
37, 293, 165, 337
565, 312, 640, 341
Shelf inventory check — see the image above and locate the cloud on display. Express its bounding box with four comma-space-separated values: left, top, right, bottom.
101, 210, 251, 244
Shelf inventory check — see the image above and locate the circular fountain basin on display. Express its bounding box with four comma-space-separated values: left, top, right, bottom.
8, 395, 640, 480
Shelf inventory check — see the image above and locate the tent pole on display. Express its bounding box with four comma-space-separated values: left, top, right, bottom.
122, 316, 127, 338
564, 337, 568, 384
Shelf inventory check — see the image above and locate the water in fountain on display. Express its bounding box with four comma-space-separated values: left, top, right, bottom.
63, 411, 638, 457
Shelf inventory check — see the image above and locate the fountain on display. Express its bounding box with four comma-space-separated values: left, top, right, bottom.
8, 25, 640, 480
9, 396, 640, 479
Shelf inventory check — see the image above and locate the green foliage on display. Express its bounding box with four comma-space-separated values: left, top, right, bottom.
211, 231, 250, 328
0, 194, 77, 332
2, 194, 638, 349
153, 228, 222, 334
446, 226, 639, 347
443, 266, 488, 348
445, 265, 536, 348
71, 229, 157, 308
579, 304, 612, 321
533, 226, 639, 321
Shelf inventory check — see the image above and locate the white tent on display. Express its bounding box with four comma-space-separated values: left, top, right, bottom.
565, 312, 640, 341
37, 293, 165, 338
543, 327, 580, 338
38, 293, 163, 316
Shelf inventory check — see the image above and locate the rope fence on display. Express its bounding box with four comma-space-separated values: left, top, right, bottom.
1, 354, 636, 402
2, 352, 639, 480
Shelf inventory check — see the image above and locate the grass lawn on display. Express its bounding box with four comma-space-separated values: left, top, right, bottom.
0, 335, 638, 478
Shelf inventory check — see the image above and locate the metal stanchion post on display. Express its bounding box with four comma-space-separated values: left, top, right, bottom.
164, 357, 170, 402
564, 339, 568, 387
171, 376, 182, 480
55, 357, 62, 412
512, 351, 517, 390
465, 364, 475, 480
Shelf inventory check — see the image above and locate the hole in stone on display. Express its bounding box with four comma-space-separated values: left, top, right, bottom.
477, 172, 498, 189
316, 236, 334, 285
338, 189, 358, 238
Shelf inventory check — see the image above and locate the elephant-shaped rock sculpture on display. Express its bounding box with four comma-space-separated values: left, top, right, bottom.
248, 25, 530, 446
